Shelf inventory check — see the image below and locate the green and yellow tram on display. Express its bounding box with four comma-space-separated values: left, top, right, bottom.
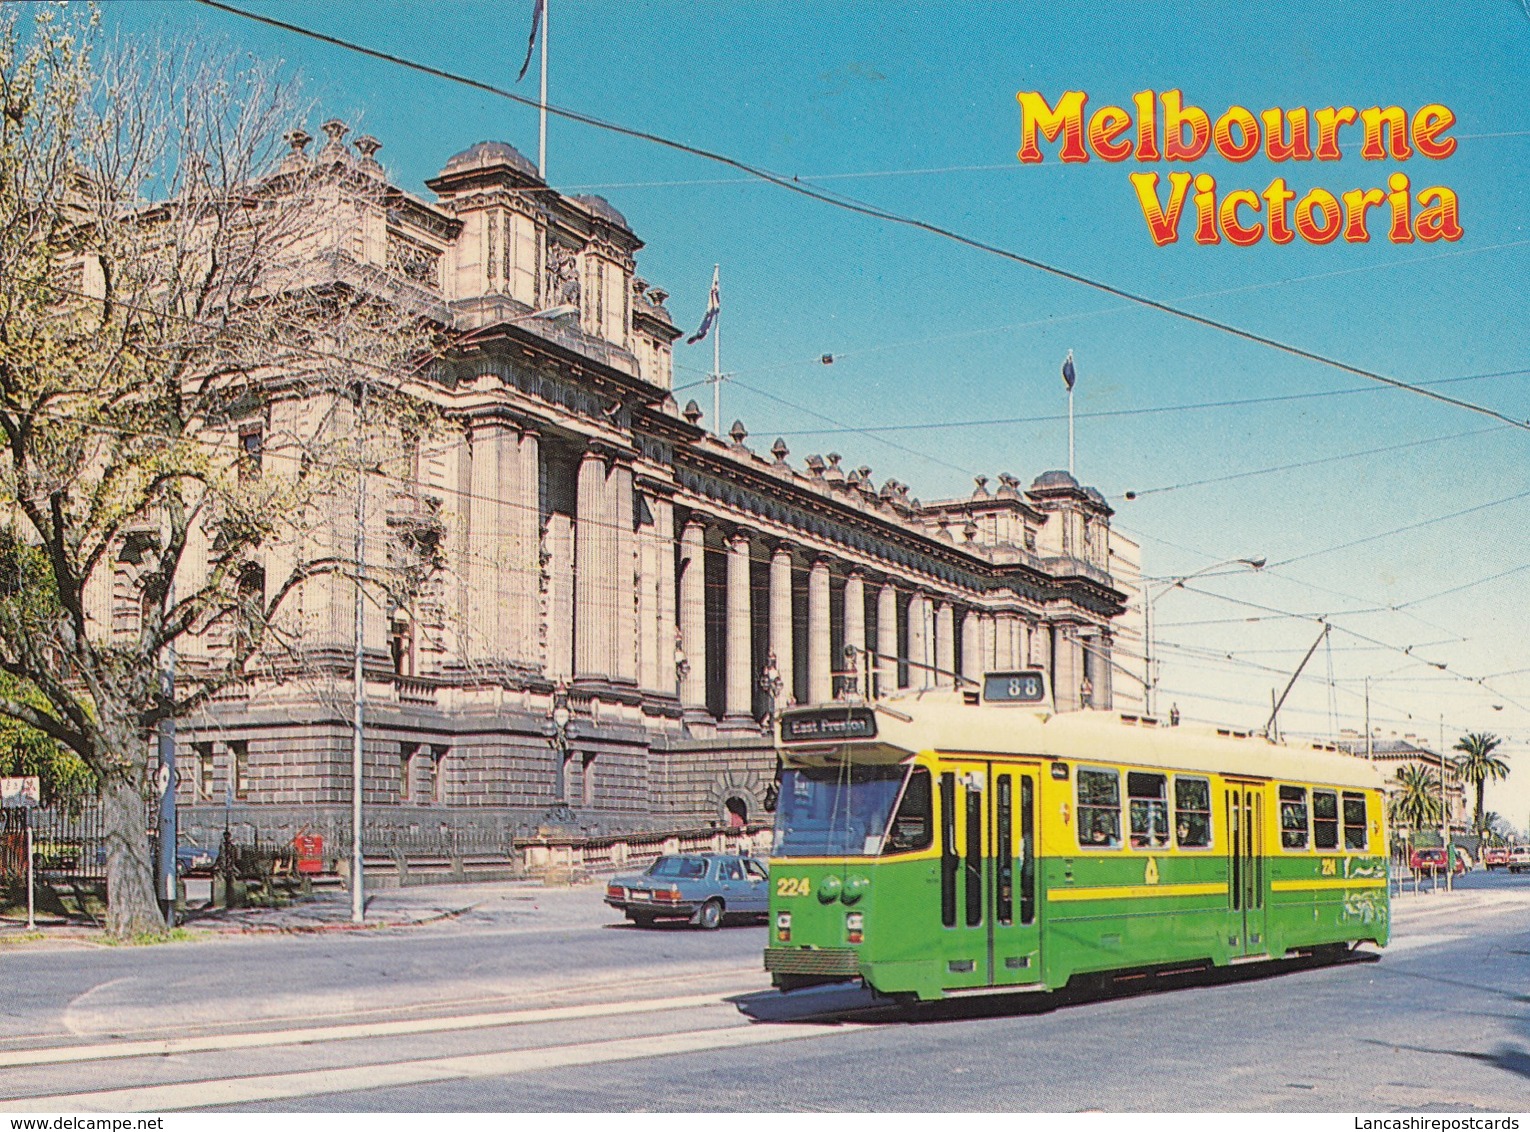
764, 671, 1389, 1001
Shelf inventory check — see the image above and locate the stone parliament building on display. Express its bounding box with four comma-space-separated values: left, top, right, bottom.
172, 130, 1140, 850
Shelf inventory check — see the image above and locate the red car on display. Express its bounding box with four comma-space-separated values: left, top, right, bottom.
1409, 847, 1466, 875
1483, 846, 1510, 870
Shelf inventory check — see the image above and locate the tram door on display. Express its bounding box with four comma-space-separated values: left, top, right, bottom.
940, 761, 1041, 990
1224, 781, 1266, 957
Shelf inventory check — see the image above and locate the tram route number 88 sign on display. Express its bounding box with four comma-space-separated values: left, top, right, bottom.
984, 671, 1047, 704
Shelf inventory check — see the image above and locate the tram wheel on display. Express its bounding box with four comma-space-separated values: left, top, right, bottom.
698, 899, 724, 930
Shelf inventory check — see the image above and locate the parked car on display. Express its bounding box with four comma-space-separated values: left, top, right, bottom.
1483, 846, 1510, 870
1509, 846, 1530, 874
176, 842, 216, 877
1409, 846, 1466, 875
605, 853, 769, 929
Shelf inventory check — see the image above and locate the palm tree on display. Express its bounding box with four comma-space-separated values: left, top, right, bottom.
1453, 732, 1509, 836
1391, 763, 1443, 836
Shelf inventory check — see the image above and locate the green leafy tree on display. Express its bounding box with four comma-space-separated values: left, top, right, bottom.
1452, 732, 1508, 837
1389, 763, 1443, 836
0, 10, 436, 934
0, 672, 95, 806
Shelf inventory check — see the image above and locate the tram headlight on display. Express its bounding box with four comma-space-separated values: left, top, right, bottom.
776, 911, 792, 942
846, 911, 864, 944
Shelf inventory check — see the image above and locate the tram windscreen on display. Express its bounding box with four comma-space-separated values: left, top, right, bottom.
774, 763, 909, 857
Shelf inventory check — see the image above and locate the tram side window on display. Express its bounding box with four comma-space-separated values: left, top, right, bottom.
1342, 792, 1368, 850
1077, 768, 1121, 849
1127, 772, 1169, 849
1312, 790, 1340, 850
1279, 785, 1310, 850
883, 767, 933, 854
1174, 776, 1212, 848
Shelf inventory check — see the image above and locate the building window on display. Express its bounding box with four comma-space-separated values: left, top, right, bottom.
239, 428, 263, 481
235, 564, 265, 657
195, 742, 215, 800
390, 615, 414, 677
1077, 767, 1121, 849
1279, 784, 1309, 850
582, 751, 597, 807
1174, 776, 1212, 848
431, 745, 448, 805
1312, 789, 1340, 850
400, 743, 419, 803
229, 741, 249, 800
1127, 771, 1168, 849
1342, 792, 1368, 850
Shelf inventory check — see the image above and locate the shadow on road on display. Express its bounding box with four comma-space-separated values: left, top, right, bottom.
733, 948, 1381, 1026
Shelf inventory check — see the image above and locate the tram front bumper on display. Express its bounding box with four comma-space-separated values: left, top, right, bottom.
764, 946, 861, 979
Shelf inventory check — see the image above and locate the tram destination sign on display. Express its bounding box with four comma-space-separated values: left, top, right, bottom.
780, 706, 878, 743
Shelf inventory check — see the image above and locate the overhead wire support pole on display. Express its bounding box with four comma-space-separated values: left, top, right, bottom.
351, 385, 367, 925
538, 0, 548, 179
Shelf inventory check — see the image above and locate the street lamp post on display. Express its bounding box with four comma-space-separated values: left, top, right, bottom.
1143, 556, 1265, 717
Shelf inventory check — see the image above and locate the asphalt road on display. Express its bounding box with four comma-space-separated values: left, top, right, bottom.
1, 870, 1526, 1112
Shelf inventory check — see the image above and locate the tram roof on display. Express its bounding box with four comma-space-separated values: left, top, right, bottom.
780, 691, 1388, 791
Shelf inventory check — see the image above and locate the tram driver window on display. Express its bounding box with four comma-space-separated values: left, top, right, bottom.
883, 767, 933, 854
1077, 768, 1121, 849
1127, 772, 1169, 849
1174, 776, 1212, 848
1342, 792, 1368, 850
1279, 785, 1310, 850
1312, 790, 1340, 850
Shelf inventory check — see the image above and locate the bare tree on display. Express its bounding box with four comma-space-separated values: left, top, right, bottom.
0, 10, 438, 935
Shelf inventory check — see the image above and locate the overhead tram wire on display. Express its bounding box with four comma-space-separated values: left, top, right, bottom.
193, 0, 1530, 436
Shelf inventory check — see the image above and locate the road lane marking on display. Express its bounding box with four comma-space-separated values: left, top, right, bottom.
0, 989, 760, 1069
1364, 933, 1465, 954
23, 961, 767, 1045
0, 1022, 854, 1112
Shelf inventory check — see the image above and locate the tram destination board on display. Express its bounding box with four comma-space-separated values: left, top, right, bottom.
780, 706, 878, 743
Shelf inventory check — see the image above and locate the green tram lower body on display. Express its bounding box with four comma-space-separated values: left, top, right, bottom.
765, 852, 1390, 1002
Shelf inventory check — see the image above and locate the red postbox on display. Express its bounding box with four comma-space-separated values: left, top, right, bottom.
293, 833, 324, 875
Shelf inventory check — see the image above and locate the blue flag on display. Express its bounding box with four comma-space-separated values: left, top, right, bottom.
516, 0, 545, 83
687, 265, 720, 345
1062, 350, 1076, 391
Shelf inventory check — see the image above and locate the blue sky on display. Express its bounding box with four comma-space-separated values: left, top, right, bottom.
105, 1, 1530, 829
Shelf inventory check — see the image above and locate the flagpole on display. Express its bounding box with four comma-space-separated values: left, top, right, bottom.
538, 0, 548, 179
712, 264, 722, 434
1062, 350, 1076, 477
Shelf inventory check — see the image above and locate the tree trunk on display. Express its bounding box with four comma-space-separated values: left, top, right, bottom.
101, 771, 165, 937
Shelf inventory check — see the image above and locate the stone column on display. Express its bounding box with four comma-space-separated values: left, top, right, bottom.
678, 519, 707, 711
907, 592, 929, 689
509, 428, 541, 666
807, 558, 832, 704
843, 572, 866, 693
654, 496, 677, 696
467, 419, 512, 663
960, 609, 980, 686
934, 601, 955, 687
875, 583, 897, 698
980, 612, 997, 671
637, 497, 659, 692
610, 460, 636, 683
1027, 619, 1046, 667
1054, 626, 1082, 711
574, 449, 614, 678
725, 532, 753, 721
769, 545, 795, 706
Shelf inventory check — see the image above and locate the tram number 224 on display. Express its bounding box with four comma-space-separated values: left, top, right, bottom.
776, 876, 811, 897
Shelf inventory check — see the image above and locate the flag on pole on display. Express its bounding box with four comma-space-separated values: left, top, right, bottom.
1062, 350, 1076, 391
516, 0, 546, 83
687, 266, 720, 345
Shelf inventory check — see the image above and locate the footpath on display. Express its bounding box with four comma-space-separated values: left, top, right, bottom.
0, 877, 611, 945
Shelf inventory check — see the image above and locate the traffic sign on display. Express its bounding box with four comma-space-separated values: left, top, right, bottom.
0, 776, 41, 808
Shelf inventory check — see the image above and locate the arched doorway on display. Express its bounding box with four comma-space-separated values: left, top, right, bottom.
724, 796, 748, 828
